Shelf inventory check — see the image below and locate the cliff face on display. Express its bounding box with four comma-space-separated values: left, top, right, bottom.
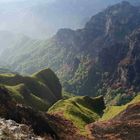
117, 29, 140, 89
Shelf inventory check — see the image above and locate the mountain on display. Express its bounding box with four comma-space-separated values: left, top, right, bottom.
1, 1, 140, 105
0, 31, 17, 54
0, 68, 62, 111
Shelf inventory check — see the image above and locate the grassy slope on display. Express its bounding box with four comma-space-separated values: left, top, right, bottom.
101, 94, 140, 121
48, 94, 140, 135
48, 96, 105, 134
0, 68, 61, 111
6, 84, 49, 111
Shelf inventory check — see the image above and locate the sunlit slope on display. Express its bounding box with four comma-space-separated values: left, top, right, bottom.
48, 96, 105, 134
101, 94, 140, 121
0, 68, 62, 111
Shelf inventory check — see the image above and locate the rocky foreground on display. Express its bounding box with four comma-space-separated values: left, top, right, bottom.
0, 118, 46, 140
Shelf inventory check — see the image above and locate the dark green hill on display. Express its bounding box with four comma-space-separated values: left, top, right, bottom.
0, 68, 62, 111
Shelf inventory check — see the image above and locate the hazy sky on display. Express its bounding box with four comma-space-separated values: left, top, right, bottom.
0, 0, 136, 39
0, 0, 24, 3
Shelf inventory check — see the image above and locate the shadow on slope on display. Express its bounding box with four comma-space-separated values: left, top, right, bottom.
0, 68, 62, 111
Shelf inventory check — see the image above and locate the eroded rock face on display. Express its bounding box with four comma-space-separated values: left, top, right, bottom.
117, 29, 140, 90
60, 1, 140, 99
88, 102, 140, 140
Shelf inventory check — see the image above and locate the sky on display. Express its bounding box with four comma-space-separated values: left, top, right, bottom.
0, 0, 137, 39
0, 0, 25, 3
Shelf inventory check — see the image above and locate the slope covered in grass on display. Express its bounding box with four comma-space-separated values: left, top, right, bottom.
101, 94, 140, 121
0, 68, 62, 111
48, 96, 105, 134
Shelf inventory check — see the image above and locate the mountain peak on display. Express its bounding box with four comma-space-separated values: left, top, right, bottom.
120, 1, 131, 6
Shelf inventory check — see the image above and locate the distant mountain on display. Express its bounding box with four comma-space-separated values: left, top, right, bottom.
0, 31, 16, 54
0, 31, 33, 56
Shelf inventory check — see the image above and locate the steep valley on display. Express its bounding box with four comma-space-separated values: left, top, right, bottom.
1, 2, 140, 105
0, 1, 139, 140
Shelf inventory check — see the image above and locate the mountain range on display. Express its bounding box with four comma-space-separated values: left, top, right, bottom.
0, 1, 140, 105
0, 1, 139, 140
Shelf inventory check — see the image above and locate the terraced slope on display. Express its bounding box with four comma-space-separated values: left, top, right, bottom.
0, 68, 62, 111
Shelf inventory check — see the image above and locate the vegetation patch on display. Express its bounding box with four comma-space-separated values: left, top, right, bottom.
101, 94, 140, 121
48, 96, 105, 135
0, 68, 62, 111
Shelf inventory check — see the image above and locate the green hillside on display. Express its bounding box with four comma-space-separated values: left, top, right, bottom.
101, 94, 140, 121
0, 68, 62, 111
48, 96, 105, 134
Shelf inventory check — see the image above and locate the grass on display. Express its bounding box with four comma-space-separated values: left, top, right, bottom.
5, 84, 25, 103
5, 84, 49, 111
101, 94, 140, 121
48, 93, 140, 135
33, 68, 62, 99
48, 96, 104, 135
62, 90, 75, 99
0, 68, 62, 111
